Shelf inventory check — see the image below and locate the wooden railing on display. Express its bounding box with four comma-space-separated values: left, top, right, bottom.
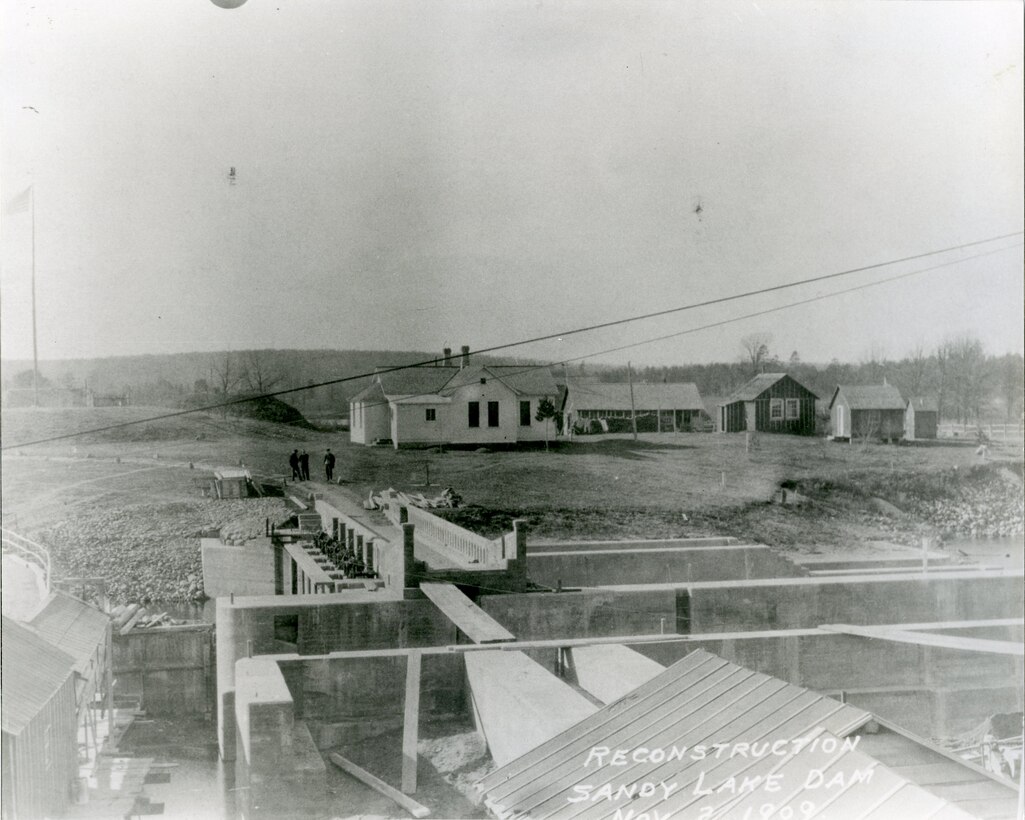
405, 506, 506, 566
0, 527, 51, 592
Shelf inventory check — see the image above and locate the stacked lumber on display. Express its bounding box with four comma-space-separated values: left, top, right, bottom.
364, 487, 462, 511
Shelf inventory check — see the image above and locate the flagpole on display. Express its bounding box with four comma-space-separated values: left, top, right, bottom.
31, 186, 38, 407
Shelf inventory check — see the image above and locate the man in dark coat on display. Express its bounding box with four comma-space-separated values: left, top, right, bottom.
324, 449, 336, 481
289, 449, 301, 481
299, 450, 310, 481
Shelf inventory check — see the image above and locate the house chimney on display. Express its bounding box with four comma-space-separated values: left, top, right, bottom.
461, 345, 470, 368
443, 347, 452, 367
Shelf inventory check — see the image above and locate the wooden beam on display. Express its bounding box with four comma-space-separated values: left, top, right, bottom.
420, 582, 515, 644
819, 624, 1024, 656
329, 752, 430, 818
402, 650, 422, 794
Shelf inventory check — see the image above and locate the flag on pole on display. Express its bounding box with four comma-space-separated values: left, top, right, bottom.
4, 186, 32, 215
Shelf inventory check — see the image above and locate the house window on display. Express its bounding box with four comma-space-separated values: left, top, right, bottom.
770, 398, 784, 420
425, 408, 436, 422
785, 398, 800, 420
520, 400, 531, 426
468, 401, 480, 428
487, 401, 500, 427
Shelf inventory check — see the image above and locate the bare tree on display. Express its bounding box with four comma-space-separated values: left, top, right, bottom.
998, 354, 1024, 423
241, 351, 283, 395
209, 352, 240, 416
740, 332, 773, 374
901, 344, 931, 398
860, 342, 887, 384
946, 336, 989, 423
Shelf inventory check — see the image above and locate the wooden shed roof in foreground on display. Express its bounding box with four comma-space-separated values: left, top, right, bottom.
29, 592, 108, 676
1, 616, 76, 735
476, 649, 980, 820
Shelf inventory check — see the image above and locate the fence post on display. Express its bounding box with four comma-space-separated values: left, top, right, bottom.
402, 523, 416, 587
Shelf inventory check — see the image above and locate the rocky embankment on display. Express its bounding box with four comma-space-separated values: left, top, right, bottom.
40, 497, 292, 604
872, 464, 1024, 539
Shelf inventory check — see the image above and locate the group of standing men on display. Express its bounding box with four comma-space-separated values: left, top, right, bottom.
289, 448, 336, 482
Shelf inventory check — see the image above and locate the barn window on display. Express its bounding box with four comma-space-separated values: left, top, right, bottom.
468, 401, 480, 428
425, 408, 436, 422
785, 398, 800, 420
770, 398, 784, 420
520, 400, 531, 426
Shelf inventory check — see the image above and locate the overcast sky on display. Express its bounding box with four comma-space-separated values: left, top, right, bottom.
2, 0, 1022, 368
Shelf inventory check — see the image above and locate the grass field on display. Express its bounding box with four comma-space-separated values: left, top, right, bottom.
2, 406, 1022, 602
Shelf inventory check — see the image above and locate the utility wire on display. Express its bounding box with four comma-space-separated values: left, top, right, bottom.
311, 240, 1025, 412
3, 232, 1021, 450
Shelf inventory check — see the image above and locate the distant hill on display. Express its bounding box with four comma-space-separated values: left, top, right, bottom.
0, 348, 547, 416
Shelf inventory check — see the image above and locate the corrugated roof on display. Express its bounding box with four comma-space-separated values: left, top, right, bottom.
2, 616, 76, 735
908, 396, 939, 413
568, 379, 704, 411
375, 366, 459, 398
476, 649, 977, 820
29, 592, 108, 675
832, 384, 905, 410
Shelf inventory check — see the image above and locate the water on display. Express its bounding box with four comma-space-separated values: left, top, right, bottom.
940, 535, 1024, 570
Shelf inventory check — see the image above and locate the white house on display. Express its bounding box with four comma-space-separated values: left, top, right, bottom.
350, 348, 559, 448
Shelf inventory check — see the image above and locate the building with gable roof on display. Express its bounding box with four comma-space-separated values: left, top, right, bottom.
349, 345, 559, 448
829, 383, 907, 441
1, 616, 79, 819
562, 377, 705, 433
718, 372, 820, 435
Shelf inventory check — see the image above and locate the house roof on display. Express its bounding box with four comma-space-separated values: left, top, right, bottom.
440, 365, 559, 397
908, 396, 939, 413
726, 372, 819, 402
568, 378, 704, 411
476, 649, 978, 820
350, 380, 386, 404
489, 366, 559, 397
831, 384, 906, 411
29, 592, 108, 676
2, 616, 76, 735
375, 366, 459, 398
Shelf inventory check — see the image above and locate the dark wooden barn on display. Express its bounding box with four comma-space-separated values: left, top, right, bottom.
1, 616, 79, 820
718, 373, 818, 435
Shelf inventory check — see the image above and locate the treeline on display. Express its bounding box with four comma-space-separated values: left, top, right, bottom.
4, 336, 1021, 424
592, 335, 1023, 424
0, 348, 536, 416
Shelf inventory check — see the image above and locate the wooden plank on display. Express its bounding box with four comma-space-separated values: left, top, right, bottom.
420, 582, 515, 643
820, 624, 1024, 656
401, 650, 422, 794
329, 753, 430, 818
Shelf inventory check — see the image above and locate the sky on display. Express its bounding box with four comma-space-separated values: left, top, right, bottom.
1, 0, 1022, 368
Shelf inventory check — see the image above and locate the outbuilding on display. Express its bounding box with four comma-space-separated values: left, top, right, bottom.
718, 373, 818, 436
905, 396, 939, 440
563, 378, 705, 434
1, 617, 79, 820
829, 384, 906, 441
